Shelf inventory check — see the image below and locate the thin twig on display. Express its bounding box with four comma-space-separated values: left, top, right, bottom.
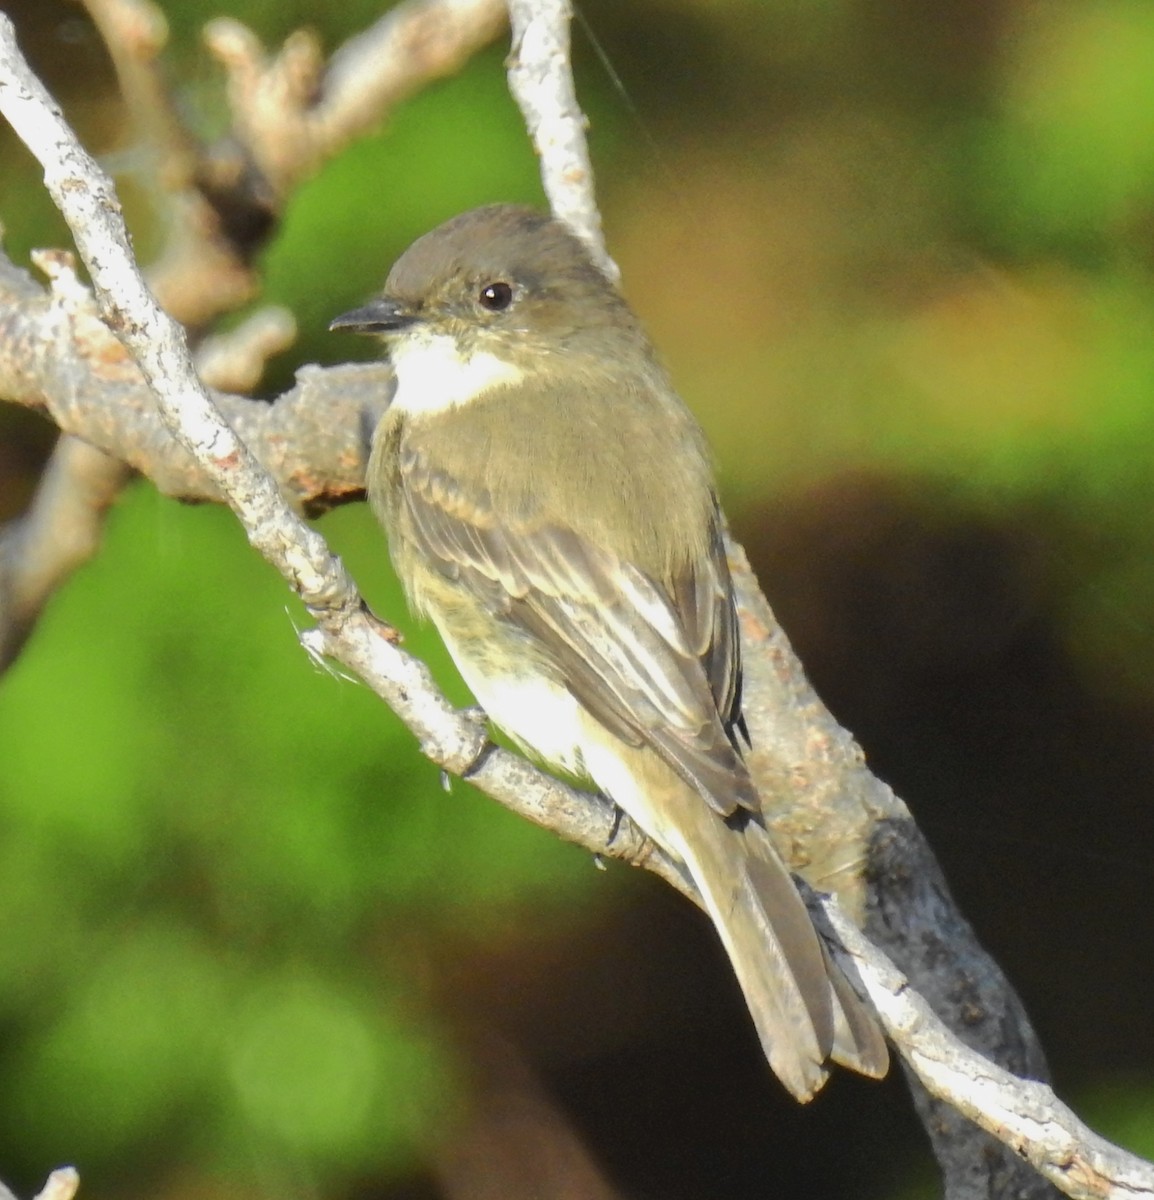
32, 1169, 79, 1200
0, 435, 128, 669
209, 0, 507, 195
506, 0, 617, 280
822, 899, 1154, 1200
0, 16, 350, 609
0, 0, 506, 670
195, 306, 296, 392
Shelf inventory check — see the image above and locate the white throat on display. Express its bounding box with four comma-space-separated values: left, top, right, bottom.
389, 330, 524, 415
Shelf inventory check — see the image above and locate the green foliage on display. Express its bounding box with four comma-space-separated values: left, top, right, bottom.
974, 0, 1154, 256
1084, 1078, 1154, 1161
0, 489, 593, 1184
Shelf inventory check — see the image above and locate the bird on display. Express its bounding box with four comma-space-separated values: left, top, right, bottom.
330, 203, 888, 1100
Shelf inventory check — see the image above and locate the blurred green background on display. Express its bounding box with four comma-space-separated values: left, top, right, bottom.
3, 0, 1154, 1197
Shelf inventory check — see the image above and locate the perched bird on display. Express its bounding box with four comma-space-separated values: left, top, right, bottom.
330, 204, 887, 1100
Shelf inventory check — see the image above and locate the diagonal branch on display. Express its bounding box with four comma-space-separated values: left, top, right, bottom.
0, 0, 507, 668
0, 247, 384, 511
208, 0, 506, 198
822, 898, 1154, 1199
0, 435, 128, 671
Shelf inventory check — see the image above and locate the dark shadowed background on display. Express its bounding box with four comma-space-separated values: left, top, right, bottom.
2, 0, 1154, 1197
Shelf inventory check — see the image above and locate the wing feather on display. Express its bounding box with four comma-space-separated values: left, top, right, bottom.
400, 447, 757, 816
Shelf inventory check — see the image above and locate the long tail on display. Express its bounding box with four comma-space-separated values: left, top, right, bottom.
580, 726, 887, 1099
674, 814, 888, 1100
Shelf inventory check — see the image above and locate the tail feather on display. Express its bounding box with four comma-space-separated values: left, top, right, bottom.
677, 821, 838, 1101
580, 729, 887, 1100
741, 852, 836, 1057
679, 820, 888, 1099
826, 949, 890, 1078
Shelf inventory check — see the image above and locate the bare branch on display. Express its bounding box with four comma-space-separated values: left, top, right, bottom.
823, 899, 1154, 1200
79, 0, 253, 325
505, 0, 617, 280
0, 0, 506, 664
79, 0, 193, 190
32, 1169, 79, 1200
0, 435, 128, 669
0, 16, 351, 612
195, 306, 296, 392
0, 251, 382, 508
727, 542, 902, 918
208, 0, 507, 196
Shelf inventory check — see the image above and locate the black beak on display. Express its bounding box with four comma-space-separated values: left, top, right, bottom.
328, 298, 420, 335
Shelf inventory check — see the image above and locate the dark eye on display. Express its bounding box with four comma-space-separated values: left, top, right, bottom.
478, 281, 514, 311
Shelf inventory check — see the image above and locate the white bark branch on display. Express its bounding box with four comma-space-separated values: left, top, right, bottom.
0, 1168, 81, 1200
0, 14, 352, 608
0, 0, 510, 666
31, 1170, 79, 1200
206, 0, 506, 199
505, 0, 617, 281
0, 434, 128, 669
823, 900, 1154, 1199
